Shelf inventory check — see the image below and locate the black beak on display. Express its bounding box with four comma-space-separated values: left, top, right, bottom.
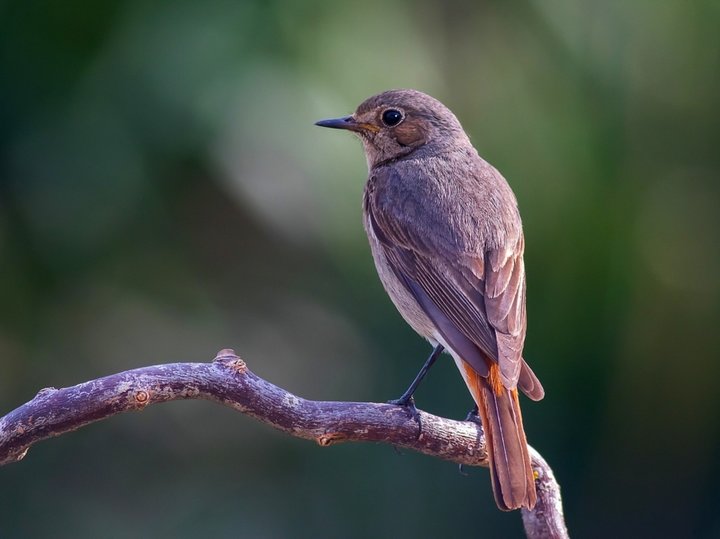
314, 115, 357, 130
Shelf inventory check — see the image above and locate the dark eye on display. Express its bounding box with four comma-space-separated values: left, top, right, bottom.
381, 109, 404, 127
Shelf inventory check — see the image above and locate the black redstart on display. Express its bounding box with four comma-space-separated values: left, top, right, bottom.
315, 89, 544, 511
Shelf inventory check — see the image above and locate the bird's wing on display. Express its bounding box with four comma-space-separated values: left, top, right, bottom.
365, 166, 529, 391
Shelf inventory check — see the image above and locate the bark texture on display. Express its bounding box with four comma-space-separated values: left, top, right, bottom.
0, 349, 568, 539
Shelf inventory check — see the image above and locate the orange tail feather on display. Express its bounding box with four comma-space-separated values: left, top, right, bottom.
462, 362, 536, 511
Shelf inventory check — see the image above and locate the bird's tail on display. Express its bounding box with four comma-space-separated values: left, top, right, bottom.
461, 362, 536, 511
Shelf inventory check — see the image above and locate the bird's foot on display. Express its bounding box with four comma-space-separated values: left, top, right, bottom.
387, 395, 421, 424
464, 404, 481, 425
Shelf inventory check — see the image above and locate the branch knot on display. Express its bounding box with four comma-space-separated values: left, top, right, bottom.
213, 349, 247, 373
317, 433, 346, 446
133, 390, 150, 407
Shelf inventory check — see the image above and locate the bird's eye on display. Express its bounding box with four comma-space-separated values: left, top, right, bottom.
381, 109, 404, 127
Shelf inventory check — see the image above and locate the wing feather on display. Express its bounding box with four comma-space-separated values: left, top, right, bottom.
366, 166, 540, 395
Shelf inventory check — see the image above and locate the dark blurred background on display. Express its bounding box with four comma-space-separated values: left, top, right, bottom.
1, 0, 719, 537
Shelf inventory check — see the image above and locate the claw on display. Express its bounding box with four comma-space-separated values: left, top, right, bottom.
464, 404, 480, 424
386, 344, 445, 437
387, 397, 422, 438
388, 396, 421, 424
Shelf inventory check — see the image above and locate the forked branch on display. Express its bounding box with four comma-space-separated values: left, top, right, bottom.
0, 349, 568, 539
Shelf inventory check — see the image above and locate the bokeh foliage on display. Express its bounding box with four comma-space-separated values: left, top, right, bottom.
1, 0, 719, 537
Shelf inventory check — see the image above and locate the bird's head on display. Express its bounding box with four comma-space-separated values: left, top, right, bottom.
315, 89, 469, 169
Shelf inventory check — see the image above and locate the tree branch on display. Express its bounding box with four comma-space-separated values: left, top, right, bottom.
0, 349, 568, 539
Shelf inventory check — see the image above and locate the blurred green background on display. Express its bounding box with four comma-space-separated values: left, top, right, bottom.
2, 0, 719, 537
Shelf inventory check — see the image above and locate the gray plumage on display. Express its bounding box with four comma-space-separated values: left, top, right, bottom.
316, 89, 544, 510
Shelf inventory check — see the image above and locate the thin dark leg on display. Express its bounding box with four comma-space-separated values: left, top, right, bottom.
388, 344, 444, 407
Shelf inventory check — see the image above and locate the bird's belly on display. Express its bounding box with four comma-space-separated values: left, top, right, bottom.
365, 224, 437, 341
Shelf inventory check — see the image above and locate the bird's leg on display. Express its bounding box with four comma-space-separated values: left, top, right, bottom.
388, 344, 444, 413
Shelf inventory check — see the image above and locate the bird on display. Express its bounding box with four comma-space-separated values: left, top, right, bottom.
315, 89, 544, 511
